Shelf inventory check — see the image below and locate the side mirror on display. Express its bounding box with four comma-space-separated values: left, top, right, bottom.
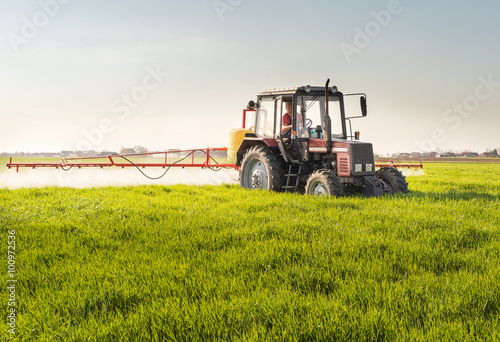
360, 96, 367, 117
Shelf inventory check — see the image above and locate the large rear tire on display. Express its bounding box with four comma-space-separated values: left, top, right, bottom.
375, 167, 409, 194
240, 145, 284, 191
305, 170, 344, 197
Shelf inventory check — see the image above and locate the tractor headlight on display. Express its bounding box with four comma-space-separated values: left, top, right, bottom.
366, 164, 373, 172
331, 86, 338, 93
355, 164, 362, 173
305, 85, 312, 93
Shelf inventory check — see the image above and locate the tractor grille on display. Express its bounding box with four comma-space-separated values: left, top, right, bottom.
339, 157, 349, 175
350, 143, 375, 175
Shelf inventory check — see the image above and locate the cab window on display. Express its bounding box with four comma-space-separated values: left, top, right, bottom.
255, 97, 275, 138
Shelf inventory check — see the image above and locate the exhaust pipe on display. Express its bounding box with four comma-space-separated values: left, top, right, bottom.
324, 79, 332, 153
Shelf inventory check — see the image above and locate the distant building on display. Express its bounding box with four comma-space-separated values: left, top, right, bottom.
76, 150, 97, 157
459, 152, 479, 158
120, 148, 136, 155
61, 151, 77, 157
41, 153, 60, 158
440, 152, 456, 158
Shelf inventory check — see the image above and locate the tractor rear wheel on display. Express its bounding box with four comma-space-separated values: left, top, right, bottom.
305, 170, 344, 197
240, 145, 284, 191
375, 167, 409, 194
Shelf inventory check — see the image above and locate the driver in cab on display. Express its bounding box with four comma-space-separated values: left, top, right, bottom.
282, 101, 304, 138
281, 102, 294, 137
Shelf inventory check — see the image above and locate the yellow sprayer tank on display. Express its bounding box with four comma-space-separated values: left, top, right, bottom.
227, 128, 253, 164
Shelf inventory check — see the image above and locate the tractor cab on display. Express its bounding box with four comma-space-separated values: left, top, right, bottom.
254, 87, 346, 141
233, 82, 365, 165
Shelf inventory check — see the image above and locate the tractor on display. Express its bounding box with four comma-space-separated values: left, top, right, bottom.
227, 80, 409, 197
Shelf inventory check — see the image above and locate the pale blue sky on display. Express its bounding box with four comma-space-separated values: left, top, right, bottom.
1, 0, 499, 154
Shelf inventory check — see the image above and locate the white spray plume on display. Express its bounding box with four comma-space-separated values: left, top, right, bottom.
0, 167, 239, 189
400, 168, 425, 177
0, 166, 426, 189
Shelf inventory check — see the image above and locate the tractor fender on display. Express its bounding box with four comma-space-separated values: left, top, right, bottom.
236, 138, 278, 166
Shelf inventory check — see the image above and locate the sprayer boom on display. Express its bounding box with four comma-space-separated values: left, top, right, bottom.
6, 148, 236, 173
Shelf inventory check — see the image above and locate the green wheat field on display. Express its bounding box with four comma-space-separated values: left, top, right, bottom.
1, 161, 500, 341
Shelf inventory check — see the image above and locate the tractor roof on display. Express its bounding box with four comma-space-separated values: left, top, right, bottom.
259, 86, 336, 96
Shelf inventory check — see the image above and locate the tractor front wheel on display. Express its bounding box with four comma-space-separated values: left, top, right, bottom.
375, 167, 409, 194
305, 170, 344, 197
240, 145, 284, 191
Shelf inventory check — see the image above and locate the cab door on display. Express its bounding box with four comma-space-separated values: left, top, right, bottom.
274, 96, 284, 138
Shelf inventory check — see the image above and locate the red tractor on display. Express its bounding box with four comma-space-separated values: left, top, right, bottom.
228, 80, 409, 197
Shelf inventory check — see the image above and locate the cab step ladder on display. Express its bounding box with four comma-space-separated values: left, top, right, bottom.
282, 165, 302, 193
